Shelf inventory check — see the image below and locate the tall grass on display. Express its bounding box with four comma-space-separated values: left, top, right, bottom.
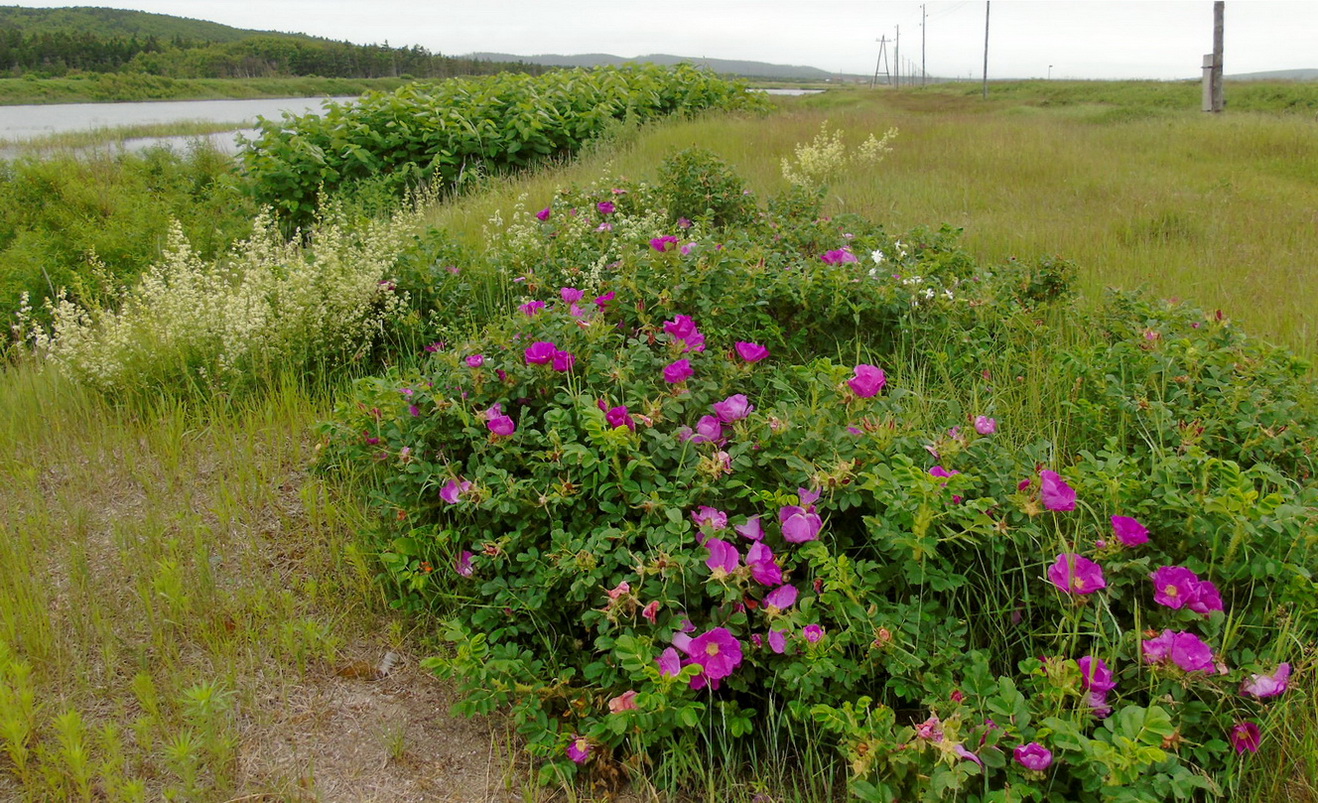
0, 366, 386, 799
427, 88, 1318, 363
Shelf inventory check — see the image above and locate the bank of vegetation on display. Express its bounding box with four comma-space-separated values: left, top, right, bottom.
1, 72, 1315, 801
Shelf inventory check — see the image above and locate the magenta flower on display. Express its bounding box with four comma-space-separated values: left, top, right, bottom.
692, 506, 728, 532
567, 736, 591, 764
1039, 470, 1076, 511
605, 405, 633, 430
464, 354, 485, 368
535, 207, 551, 221
763, 584, 798, 613
594, 291, 615, 310
802, 624, 825, 643
524, 340, 558, 365
1151, 566, 1201, 609
486, 406, 516, 436
663, 359, 694, 384
680, 242, 696, 256
657, 647, 682, 677
440, 477, 471, 504
1077, 656, 1117, 693
1142, 629, 1215, 673
664, 315, 697, 339
682, 331, 707, 353
560, 287, 584, 303
780, 505, 823, 543
1014, 742, 1053, 771
1111, 515, 1149, 546
518, 299, 546, 317
651, 235, 680, 252
714, 394, 754, 423
1047, 553, 1107, 594
929, 465, 960, 479
597, 201, 615, 215
546, 349, 573, 372
974, 415, 997, 435
1230, 721, 1262, 754
820, 248, 858, 265
684, 627, 743, 682
735, 516, 764, 541
848, 364, 886, 398
768, 629, 788, 654
705, 538, 740, 579
677, 216, 692, 229
455, 550, 474, 577
692, 415, 724, 444
1241, 663, 1291, 698
1087, 690, 1113, 719
1187, 579, 1224, 615
735, 341, 770, 362
746, 541, 783, 586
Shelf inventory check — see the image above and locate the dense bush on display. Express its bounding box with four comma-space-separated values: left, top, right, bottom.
320, 163, 1317, 799
0, 145, 254, 323
237, 64, 771, 227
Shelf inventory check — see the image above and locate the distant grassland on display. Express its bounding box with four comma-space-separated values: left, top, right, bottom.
0, 74, 410, 105
425, 80, 1318, 362
936, 78, 1318, 112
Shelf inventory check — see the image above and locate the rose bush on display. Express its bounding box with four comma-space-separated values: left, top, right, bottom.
319, 159, 1316, 799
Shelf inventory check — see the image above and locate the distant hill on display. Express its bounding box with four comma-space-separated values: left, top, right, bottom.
469, 52, 838, 81
0, 6, 545, 81
1226, 68, 1318, 82
0, 6, 303, 43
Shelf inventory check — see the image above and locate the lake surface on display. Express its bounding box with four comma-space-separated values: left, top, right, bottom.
0, 96, 355, 142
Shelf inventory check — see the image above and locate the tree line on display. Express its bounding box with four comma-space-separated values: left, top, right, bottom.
0, 28, 549, 80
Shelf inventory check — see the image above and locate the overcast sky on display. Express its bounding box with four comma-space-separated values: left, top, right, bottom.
14, 1, 1317, 80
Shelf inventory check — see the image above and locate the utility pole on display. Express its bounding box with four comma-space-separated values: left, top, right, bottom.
1211, 1, 1225, 111
981, 1, 991, 100
921, 3, 927, 87
894, 25, 900, 88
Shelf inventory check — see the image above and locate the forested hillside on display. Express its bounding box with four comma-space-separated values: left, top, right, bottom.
0, 6, 545, 79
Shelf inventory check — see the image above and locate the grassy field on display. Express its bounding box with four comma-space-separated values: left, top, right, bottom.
424, 82, 1318, 364
1, 81, 1315, 800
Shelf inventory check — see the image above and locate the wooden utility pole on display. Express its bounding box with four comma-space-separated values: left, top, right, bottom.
981, 1, 991, 99
895, 25, 900, 88
1211, 1, 1225, 112
921, 3, 927, 86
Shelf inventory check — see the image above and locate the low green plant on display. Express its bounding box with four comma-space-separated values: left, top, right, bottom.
14, 199, 430, 397
319, 162, 1317, 799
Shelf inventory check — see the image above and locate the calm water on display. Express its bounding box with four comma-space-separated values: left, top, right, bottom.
0, 96, 355, 145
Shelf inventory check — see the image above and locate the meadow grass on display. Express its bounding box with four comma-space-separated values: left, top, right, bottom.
0, 365, 398, 799
427, 86, 1317, 363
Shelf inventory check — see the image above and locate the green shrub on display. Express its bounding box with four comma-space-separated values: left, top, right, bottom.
238, 64, 771, 229
319, 165, 1317, 799
656, 148, 757, 229
0, 145, 254, 323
